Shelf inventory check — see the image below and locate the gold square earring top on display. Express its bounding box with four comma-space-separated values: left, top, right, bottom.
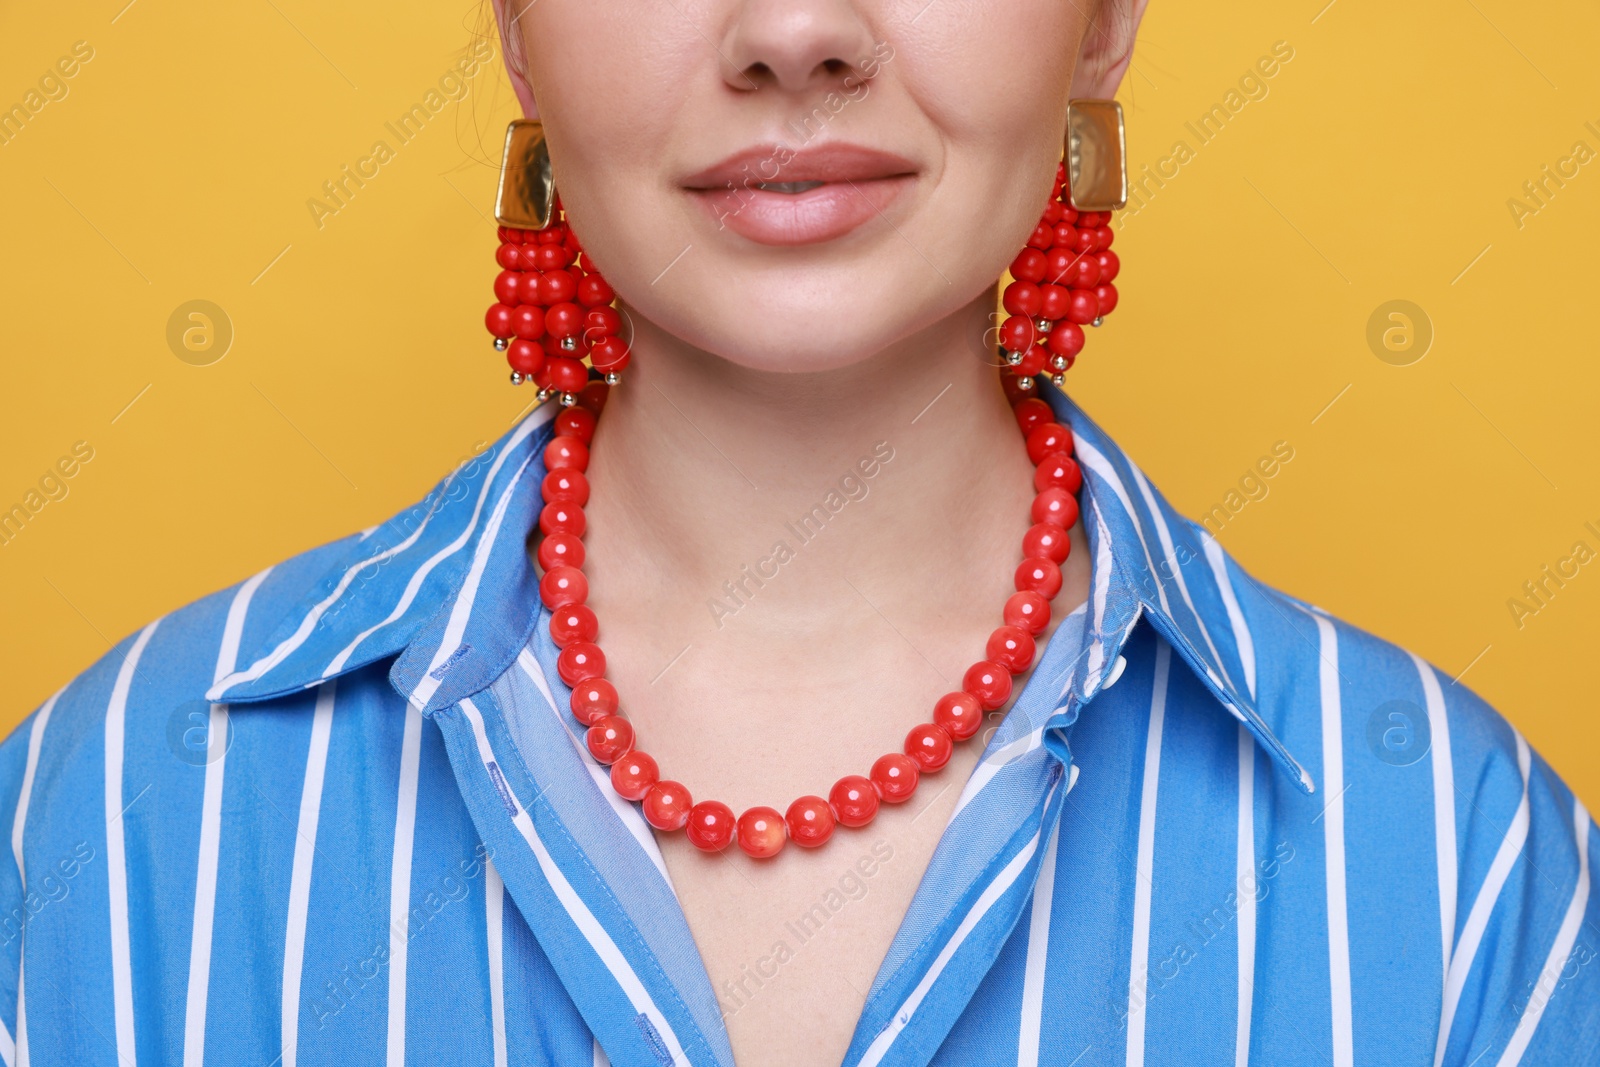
1065, 100, 1127, 212
495, 118, 557, 229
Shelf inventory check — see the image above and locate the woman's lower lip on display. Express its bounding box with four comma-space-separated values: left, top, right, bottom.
686, 176, 914, 246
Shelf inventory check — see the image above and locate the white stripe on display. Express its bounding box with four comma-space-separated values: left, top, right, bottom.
408, 452, 538, 710
858, 782, 1060, 1067
456, 699, 690, 1067
1125, 641, 1171, 1067
1495, 798, 1592, 1067
1311, 612, 1353, 1067
1017, 817, 1063, 1067
1235, 726, 1256, 1067
515, 651, 671, 883
210, 408, 553, 700
282, 682, 338, 1067
12, 690, 61, 880
1075, 440, 1179, 628
1434, 732, 1530, 1067
386, 705, 425, 1066
486, 861, 507, 1067
184, 567, 271, 1067
1127, 465, 1238, 693
8, 688, 60, 1067
1085, 505, 1117, 684
106, 620, 161, 1067
1201, 531, 1255, 698
1412, 652, 1458, 986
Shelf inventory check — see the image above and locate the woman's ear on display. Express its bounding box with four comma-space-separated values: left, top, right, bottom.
1069, 0, 1151, 99
492, 0, 540, 119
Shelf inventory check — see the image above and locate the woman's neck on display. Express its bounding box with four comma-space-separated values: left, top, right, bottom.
584, 291, 1046, 625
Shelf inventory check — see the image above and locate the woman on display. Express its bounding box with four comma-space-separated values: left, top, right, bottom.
2, 1, 1593, 1064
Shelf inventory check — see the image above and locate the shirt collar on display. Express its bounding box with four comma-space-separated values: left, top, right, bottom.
210, 379, 1314, 794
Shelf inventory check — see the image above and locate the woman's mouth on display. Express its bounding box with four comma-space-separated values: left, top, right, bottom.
682, 143, 918, 247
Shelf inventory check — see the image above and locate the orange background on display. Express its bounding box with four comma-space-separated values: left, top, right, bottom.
1, 1, 1595, 801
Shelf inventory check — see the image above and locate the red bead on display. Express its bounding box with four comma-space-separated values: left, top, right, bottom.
1032, 488, 1079, 528
554, 406, 596, 443
1027, 221, 1054, 250
1097, 250, 1121, 283
496, 246, 521, 271
507, 339, 545, 376
1004, 591, 1052, 635
1002, 281, 1043, 318
544, 435, 590, 472
870, 753, 920, 803
736, 807, 787, 859
1022, 522, 1070, 563
542, 469, 590, 506
1000, 315, 1038, 352
933, 691, 984, 740
570, 679, 618, 724
1065, 289, 1098, 325
1025, 423, 1073, 464
485, 303, 515, 339
986, 625, 1037, 673
610, 750, 659, 801
1035, 454, 1083, 495
539, 502, 587, 538
1015, 557, 1063, 599
1065, 254, 1101, 290
575, 381, 610, 415
590, 336, 631, 374
1093, 225, 1114, 251
1039, 284, 1070, 321
1010, 247, 1047, 283
1073, 227, 1096, 254
1015, 345, 1048, 378
538, 269, 577, 305
1013, 398, 1054, 437
547, 357, 588, 394
1000, 372, 1031, 407
545, 302, 585, 340
533, 244, 574, 271
512, 304, 546, 341
904, 722, 954, 772
785, 796, 836, 847
1043, 246, 1076, 286
963, 660, 1013, 711
829, 775, 880, 828
577, 273, 615, 307
585, 715, 633, 764
539, 565, 588, 609
549, 603, 598, 647
493, 270, 522, 305
1043, 200, 1065, 225
1095, 283, 1119, 316
642, 780, 693, 831
537, 531, 586, 572
1047, 321, 1085, 358
686, 801, 736, 852
583, 305, 622, 339
557, 642, 606, 686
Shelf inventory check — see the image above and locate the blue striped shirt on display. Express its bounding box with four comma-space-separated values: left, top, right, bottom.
2, 380, 1594, 1066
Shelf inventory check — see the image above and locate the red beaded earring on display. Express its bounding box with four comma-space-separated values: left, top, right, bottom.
484, 119, 632, 403
997, 99, 1129, 390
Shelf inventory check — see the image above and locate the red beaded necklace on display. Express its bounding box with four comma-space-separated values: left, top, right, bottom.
532, 380, 1083, 859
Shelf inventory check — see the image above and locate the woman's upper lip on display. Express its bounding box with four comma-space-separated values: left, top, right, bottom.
681, 142, 918, 190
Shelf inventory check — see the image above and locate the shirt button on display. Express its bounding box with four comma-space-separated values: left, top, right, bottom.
1103, 655, 1128, 690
